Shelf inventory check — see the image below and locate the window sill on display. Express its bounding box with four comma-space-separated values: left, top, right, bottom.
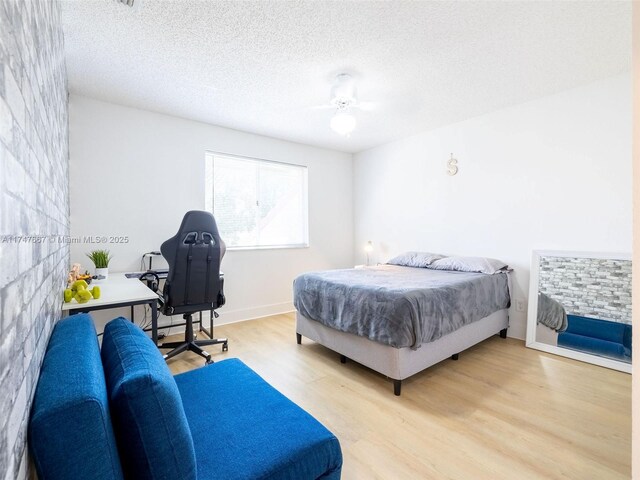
227, 244, 310, 252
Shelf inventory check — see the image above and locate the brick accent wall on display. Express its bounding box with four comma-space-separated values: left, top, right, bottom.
538, 256, 632, 324
0, 1, 69, 478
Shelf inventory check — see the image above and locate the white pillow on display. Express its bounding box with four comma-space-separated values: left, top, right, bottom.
429, 256, 510, 274
387, 251, 445, 268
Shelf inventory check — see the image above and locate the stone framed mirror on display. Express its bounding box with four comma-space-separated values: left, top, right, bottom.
526, 250, 632, 373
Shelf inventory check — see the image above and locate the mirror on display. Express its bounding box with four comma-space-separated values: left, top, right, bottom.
526, 250, 632, 373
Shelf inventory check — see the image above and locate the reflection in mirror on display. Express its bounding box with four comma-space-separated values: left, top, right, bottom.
529, 252, 632, 368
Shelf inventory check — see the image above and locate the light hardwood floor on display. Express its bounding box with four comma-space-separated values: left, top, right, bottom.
166, 313, 631, 480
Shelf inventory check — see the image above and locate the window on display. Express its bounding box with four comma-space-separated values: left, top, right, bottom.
205, 152, 309, 249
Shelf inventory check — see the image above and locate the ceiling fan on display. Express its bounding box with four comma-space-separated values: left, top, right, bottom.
114, 0, 144, 9
315, 74, 376, 137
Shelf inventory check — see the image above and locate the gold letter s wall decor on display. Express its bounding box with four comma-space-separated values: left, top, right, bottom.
447, 153, 458, 176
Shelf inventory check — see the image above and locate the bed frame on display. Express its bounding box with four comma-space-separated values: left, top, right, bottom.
296, 309, 509, 395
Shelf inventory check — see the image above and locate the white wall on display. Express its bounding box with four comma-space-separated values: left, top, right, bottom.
69, 95, 353, 332
353, 74, 632, 340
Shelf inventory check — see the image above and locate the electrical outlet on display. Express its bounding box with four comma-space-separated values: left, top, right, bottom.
516, 299, 525, 312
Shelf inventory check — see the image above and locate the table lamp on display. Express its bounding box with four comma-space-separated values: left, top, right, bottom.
364, 241, 373, 266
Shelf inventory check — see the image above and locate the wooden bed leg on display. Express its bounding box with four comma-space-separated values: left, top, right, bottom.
451, 353, 459, 361
296, 333, 302, 344
340, 354, 347, 364
393, 379, 401, 396
499, 328, 508, 339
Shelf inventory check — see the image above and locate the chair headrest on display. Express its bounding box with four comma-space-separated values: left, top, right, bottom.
162, 211, 221, 254
176, 211, 219, 238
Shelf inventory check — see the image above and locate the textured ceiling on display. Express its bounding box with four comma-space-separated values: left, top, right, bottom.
61, 0, 631, 153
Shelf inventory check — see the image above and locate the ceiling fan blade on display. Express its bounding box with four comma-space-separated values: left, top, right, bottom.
355, 101, 378, 112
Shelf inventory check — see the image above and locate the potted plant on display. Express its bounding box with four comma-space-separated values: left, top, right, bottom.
86, 250, 112, 280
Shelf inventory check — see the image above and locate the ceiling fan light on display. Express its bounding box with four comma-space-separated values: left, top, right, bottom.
330, 112, 356, 136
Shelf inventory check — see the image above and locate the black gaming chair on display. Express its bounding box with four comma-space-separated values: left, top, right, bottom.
159, 211, 228, 364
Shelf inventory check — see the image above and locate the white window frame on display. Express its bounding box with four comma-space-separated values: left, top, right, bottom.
205, 151, 309, 251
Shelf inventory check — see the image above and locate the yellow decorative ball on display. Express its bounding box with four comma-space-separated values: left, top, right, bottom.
75, 289, 92, 304
71, 280, 88, 293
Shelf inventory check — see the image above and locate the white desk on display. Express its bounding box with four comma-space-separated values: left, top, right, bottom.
62, 273, 160, 344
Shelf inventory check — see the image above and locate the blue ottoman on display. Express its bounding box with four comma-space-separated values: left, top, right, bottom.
175, 359, 343, 480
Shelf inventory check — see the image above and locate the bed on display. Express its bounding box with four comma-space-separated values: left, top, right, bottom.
293, 254, 511, 395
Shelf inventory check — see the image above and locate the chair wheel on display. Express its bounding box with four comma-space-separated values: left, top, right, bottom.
222, 342, 228, 352
205, 357, 213, 365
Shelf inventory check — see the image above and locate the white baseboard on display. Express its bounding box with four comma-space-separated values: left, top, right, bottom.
158, 302, 294, 336
90, 302, 295, 338
216, 302, 295, 325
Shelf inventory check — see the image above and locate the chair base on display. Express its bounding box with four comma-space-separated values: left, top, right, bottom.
161, 339, 228, 363
159, 312, 228, 364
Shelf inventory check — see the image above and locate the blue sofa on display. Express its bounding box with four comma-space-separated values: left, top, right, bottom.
29, 314, 342, 480
558, 314, 632, 362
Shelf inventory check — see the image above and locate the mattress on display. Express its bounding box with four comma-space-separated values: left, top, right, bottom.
293, 265, 510, 349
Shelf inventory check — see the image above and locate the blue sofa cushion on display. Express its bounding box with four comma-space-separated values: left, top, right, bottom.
174, 358, 342, 480
29, 314, 124, 480
558, 332, 631, 361
559, 315, 632, 361
101, 318, 196, 480
564, 315, 629, 344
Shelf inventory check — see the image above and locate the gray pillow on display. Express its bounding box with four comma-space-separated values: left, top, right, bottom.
429, 256, 510, 274
387, 251, 445, 268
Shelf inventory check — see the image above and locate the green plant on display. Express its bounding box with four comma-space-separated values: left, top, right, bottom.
86, 250, 112, 269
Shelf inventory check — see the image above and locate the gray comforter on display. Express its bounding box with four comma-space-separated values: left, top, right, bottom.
536, 292, 568, 332
293, 265, 511, 349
